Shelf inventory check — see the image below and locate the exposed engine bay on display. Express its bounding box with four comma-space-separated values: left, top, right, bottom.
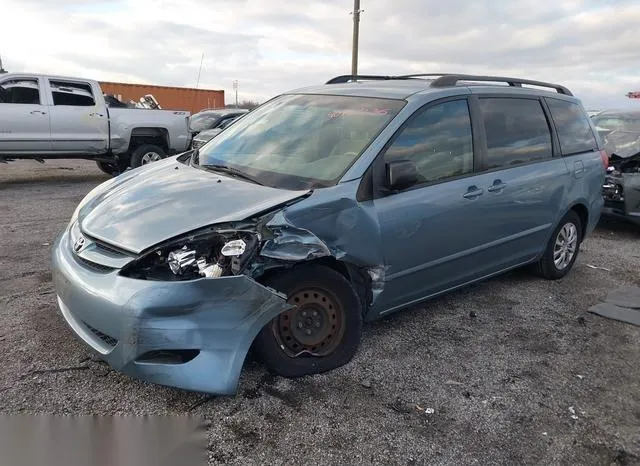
121, 229, 261, 281
593, 112, 640, 224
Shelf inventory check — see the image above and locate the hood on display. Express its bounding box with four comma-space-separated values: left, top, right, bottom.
79, 159, 310, 254
598, 128, 640, 159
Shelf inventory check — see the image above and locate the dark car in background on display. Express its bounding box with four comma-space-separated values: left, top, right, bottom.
592, 110, 640, 226
189, 108, 248, 138
190, 114, 242, 150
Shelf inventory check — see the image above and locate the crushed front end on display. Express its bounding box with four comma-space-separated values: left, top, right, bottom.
602, 154, 640, 226
51, 218, 294, 395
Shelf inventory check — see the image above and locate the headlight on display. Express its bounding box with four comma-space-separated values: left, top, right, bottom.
120, 229, 259, 281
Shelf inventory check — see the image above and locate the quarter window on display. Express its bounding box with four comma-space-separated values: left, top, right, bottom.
479, 98, 552, 169
384, 99, 474, 184
546, 98, 597, 155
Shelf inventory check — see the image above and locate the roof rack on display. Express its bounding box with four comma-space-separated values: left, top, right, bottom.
427, 74, 573, 96
325, 75, 408, 84
325, 73, 573, 96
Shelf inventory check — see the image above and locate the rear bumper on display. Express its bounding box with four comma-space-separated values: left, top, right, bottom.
51, 228, 290, 395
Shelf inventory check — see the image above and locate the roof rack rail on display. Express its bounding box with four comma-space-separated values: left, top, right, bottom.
427, 74, 573, 96
326, 75, 410, 84
325, 73, 573, 96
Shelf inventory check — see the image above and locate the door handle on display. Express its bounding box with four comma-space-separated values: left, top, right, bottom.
89, 112, 104, 117
487, 180, 507, 193
463, 186, 484, 199
30, 110, 47, 115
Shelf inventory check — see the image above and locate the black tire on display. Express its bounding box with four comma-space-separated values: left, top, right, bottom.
95, 161, 119, 176
130, 144, 167, 168
535, 210, 582, 280
253, 265, 363, 378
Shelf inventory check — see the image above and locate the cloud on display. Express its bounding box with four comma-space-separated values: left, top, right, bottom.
1, 0, 639, 109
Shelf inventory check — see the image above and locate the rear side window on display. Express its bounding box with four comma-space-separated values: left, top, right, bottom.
49, 80, 96, 106
546, 98, 597, 155
383, 99, 474, 184
479, 98, 552, 169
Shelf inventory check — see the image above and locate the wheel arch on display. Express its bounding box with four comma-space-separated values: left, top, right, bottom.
128, 127, 169, 152
255, 257, 372, 316
568, 202, 589, 242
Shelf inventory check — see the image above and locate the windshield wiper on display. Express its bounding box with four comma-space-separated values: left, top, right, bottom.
201, 164, 264, 185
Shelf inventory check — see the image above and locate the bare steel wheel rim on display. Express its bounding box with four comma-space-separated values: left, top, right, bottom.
272, 288, 346, 358
141, 152, 162, 164
553, 222, 578, 270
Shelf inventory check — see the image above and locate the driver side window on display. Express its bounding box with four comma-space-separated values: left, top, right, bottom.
384, 99, 474, 185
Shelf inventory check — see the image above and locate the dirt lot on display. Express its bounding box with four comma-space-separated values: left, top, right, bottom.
1, 159, 639, 465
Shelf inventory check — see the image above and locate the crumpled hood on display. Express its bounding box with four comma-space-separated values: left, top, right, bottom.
601, 129, 640, 158
78, 158, 310, 254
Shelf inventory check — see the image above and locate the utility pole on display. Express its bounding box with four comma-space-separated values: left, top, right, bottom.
351, 0, 362, 76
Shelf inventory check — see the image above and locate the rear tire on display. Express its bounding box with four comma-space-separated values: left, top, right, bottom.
253, 265, 363, 378
535, 210, 582, 280
130, 144, 167, 168
95, 161, 119, 177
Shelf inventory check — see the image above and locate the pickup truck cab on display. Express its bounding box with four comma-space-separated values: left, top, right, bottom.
0, 73, 192, 174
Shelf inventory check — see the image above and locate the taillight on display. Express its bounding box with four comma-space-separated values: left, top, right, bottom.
600, 149, 609, 170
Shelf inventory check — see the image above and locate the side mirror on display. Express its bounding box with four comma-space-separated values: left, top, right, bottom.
386, 160, 419, 191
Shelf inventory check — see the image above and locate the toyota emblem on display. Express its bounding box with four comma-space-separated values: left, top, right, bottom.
73, 236, 86, 253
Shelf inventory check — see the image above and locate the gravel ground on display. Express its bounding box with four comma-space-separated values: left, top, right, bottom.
1, 159, 639, 465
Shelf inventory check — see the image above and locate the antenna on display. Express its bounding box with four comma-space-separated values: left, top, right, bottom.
0, 55, 7, 74
195, 52, 204, 89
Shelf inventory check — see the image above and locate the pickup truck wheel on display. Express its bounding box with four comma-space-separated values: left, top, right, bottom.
253, 265, 363, 378
130, 144, 167, 168
95, 161, 119, 177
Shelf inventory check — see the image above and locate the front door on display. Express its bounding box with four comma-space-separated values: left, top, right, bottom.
370, 98, 494, 316
0, 77, 51, 154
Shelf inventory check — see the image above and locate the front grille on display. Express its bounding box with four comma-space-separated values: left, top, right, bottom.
83, 322, 118, 348
75, 255, 115, 273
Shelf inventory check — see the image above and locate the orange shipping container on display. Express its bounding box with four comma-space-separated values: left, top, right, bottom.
99, 81, 225, 115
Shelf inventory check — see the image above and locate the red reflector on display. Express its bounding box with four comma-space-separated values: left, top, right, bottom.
600, 150, 609, 169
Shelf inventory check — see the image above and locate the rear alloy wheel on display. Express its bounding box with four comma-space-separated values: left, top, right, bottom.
535, 210, 582, 279
130, 144, 167, 168
253, 265, 362, 378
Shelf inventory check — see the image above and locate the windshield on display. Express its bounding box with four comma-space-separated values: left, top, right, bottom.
196, 94, 405, 190
592, 115, 640, 158
190, 112, 223, 132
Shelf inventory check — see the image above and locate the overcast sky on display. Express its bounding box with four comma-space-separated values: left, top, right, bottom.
2, 0, 639, 109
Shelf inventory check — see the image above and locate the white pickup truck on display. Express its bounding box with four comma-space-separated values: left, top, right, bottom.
0, 73, 192, 175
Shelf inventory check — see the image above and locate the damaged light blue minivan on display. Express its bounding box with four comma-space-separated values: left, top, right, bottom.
52, 74, 607, 394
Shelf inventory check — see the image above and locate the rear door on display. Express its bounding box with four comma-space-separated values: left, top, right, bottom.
46, 79, 109, 154
0, 76, 51, 153
470, 95, 571, 269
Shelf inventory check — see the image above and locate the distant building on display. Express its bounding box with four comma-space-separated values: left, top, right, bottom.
99, 81, 225, 114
